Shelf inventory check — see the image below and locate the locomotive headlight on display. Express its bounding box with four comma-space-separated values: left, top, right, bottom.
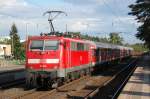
28, 66, 33, 69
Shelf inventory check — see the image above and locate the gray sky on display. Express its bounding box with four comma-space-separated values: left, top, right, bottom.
0, 0, 142, 44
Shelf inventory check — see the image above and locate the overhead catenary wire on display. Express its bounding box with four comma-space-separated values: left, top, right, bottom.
102, 0, 125, 25
101, 0, 138, 35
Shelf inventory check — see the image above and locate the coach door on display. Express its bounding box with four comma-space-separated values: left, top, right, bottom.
89, 46, 96, 66
65, 41, 71, 69
70, 42, 77, 68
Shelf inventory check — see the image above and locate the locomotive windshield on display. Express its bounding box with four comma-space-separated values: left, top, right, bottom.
30, 40, 59, 50
30, 40, 43, 50
44, 40, 59, 50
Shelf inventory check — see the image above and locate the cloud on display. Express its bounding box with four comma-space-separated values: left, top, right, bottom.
0, 0, 141, 44
69, 21, 88, 31
0, 0, 43, 19
0, 0, 28, 9
63, 0, 111, 6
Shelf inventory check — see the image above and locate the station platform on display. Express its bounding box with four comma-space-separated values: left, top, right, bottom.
118, 54, 150, 99
0, 65, 24, 73
0, 59, 25, 72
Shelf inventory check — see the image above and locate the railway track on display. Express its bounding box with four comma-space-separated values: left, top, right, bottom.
0, 78, 25, 89
93, 59, 137, 99
0, 68, 25, 87
46, 59, 136, 99
0, 69, 26, 99
111, 65, 137, 99
0, 58, 137, 99
9, 76, 90, 99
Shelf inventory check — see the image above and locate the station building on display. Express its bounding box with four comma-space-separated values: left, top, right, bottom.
0, 44, 11, 58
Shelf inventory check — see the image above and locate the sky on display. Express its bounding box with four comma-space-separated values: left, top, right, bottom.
0, 0, 142, 44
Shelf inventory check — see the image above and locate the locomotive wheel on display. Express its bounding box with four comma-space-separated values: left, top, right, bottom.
83, 69, 87, 76
46, 79, 53, 89
25, 82, 31, 89
36, 76, 42, 88
85, 68, 90, 75
25, 78, 34, 89
80, 70, 84, 77
66, 73, 72, 83
56, 78, 63, 87
71, 72, 75, 81
76, 71, 80, 79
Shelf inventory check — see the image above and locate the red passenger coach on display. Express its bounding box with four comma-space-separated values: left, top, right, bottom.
26, 35, 96, 88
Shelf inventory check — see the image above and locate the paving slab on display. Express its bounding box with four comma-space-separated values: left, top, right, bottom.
118, 55, 150, 99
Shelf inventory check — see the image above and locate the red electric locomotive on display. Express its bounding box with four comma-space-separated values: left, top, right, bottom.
26, 35, 96, 88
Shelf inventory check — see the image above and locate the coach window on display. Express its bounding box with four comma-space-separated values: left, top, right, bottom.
77, 43, 84, 50
84, 44, 89, 50
109, 49, 111, 55
71, 42, 77, 50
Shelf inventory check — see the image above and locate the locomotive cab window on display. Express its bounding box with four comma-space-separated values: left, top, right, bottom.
77, 43, 84, 50
30, 40, 59, 51
84, 44, 89, 50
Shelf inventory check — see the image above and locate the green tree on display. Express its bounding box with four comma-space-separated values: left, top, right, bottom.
129, 0, 150, 49
130, 43, 148, 52
109, 33, 123, 45
99, 37, 109, 43
10, 23, 21, 59
0, 38, 11, 44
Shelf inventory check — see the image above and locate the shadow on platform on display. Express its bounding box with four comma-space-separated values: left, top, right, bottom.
121, 91, 150, 97
128, 81, 150, 85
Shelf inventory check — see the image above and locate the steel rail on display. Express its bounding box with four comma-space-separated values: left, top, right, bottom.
11, 89, 37, 99
0, 78, 25, 89
10, 76, 89, 99
111, 65, 137, 99
67, 59, 137, 99
37, 76, 90, 99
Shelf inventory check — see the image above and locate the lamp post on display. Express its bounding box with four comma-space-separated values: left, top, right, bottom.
36, 23, 39, 33
26, 23, 30, 41
11, 35, 13, 57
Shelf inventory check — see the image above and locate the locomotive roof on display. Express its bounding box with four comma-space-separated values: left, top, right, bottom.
28, 35, 133, 50
28, 35, 95, 44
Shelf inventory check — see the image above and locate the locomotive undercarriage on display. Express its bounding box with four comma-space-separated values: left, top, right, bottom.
25, 67, 92, 89
26, 70, 58, 89
65, 67, 92, 82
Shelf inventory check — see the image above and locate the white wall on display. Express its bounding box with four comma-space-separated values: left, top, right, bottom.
0, 44, 11, 56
